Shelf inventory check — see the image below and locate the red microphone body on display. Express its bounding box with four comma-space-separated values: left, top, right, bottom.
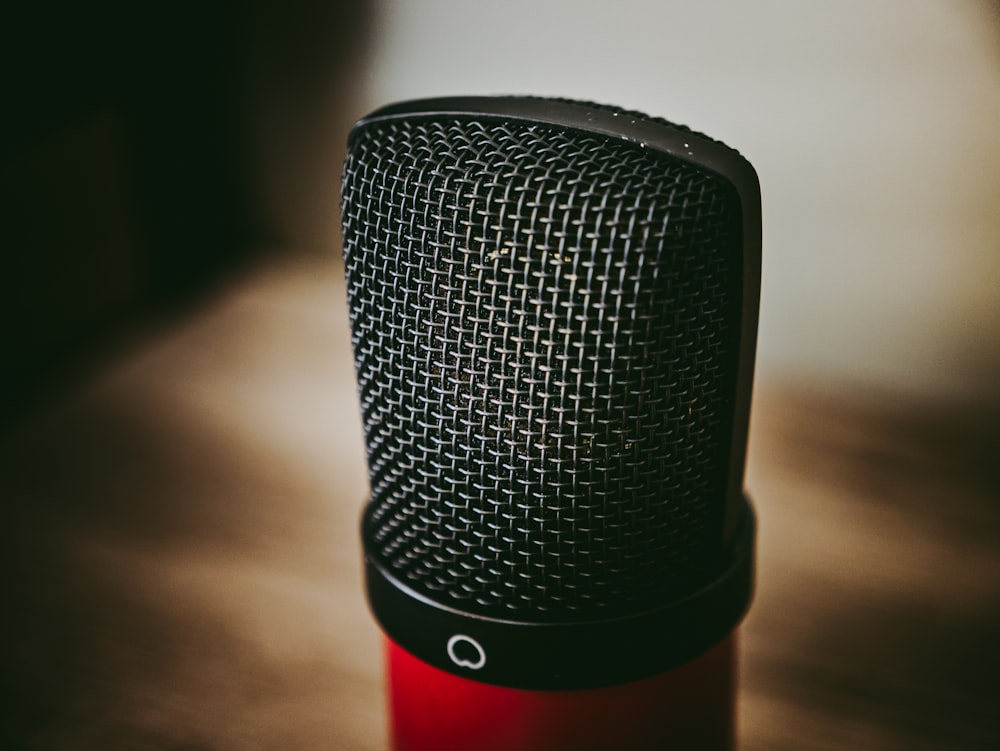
341, 97, 761, 750
387, 635, 736, 751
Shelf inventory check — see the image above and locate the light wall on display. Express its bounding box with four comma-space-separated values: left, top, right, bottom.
355, 0, 1000, 401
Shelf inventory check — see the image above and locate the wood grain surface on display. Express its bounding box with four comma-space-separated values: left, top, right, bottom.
3, 252, 998, 749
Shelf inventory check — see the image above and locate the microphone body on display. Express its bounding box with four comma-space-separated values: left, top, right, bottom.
387, 635, 735, 751
341, 96, 761, 749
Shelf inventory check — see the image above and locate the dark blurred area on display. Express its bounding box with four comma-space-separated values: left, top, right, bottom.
0, 0, 369, 423
743, 387, 1000, 749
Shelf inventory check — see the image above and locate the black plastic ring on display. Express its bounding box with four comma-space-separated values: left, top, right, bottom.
362, 497, 755, 690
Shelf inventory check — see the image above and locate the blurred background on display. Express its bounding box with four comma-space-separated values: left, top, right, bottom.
2, 1, 998, 749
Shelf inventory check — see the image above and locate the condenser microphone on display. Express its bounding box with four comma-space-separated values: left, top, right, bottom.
341, 96, 761, 751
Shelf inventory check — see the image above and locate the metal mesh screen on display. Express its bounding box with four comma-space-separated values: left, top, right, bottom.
342, 114, 742, 619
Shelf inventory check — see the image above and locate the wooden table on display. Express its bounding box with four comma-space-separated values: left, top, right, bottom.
3, 252, 997, 749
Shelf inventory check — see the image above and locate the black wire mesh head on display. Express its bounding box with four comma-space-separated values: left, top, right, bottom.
342, 97, 756, 626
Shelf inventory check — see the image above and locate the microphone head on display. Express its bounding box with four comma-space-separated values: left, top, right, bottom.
341, 96, 760, 689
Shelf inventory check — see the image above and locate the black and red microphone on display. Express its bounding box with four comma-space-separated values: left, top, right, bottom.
340, 96, 761, 751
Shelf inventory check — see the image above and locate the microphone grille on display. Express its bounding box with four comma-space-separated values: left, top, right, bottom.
343, 107, 744, 620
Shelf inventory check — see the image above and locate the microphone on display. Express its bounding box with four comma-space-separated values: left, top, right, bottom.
340, 96, 761, 750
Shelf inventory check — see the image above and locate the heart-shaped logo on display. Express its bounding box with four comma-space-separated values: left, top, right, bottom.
447, 634, 487, 670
